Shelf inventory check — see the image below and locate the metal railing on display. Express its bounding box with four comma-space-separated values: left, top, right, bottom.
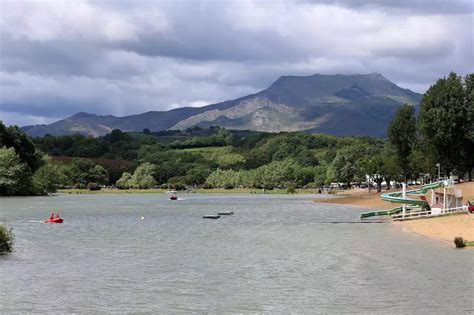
391, 206, 467, 221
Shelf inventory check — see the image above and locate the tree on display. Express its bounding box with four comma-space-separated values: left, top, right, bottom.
462, 73, 474, 180
0, 146, 32, 195
0, 122, 43, 172
116, 172, 132, 189
70, 158, 109, 186
418, 72, 467, 177
359, 151, 400, 192
388, 104, 416, 182
32, 163, 68, 194
130, 163, 156, 189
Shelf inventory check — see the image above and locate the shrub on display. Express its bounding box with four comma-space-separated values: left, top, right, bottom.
160, 183, 169, 190
202, 182, 213, 189
454, 236, 466, 248
224, 183, 234, 190
287, 185, 296, 194
262, 183, 274, 190
0, 225, 14, 253
87, 182, 101, 191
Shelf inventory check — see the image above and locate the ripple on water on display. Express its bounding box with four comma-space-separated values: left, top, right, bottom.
0, 194, 473, 313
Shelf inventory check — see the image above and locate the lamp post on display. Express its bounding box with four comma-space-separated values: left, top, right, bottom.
436, 163, 440, 181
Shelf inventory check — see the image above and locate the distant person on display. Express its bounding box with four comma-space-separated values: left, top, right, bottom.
49, 212, 54, 220
55, 213, 60, 219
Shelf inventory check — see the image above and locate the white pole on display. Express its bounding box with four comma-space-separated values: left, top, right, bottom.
443, 186, 447, 211
402, 183, 406, 217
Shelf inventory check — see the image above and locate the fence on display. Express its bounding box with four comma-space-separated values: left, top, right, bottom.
391, 206, 468, 221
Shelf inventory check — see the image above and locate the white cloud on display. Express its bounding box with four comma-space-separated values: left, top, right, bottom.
0, 0, 472, 126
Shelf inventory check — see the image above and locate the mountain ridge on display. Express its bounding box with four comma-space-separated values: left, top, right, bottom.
22, 73, 422, 137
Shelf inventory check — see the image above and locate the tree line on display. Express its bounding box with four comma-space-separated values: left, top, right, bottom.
0, 72, 472, 195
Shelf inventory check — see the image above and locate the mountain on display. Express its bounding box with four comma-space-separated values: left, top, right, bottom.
23, 73, 422, 137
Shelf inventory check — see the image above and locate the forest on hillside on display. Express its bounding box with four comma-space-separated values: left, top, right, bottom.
1, 72, 472, 195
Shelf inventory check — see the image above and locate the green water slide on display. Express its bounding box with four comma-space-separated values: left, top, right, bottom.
360, 181, 444, 219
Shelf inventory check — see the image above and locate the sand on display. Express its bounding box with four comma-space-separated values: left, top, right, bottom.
394, 214, 474, 243
315, 181, 474, 244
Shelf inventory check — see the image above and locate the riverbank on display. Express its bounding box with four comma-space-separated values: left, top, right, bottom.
395, 213, 474, 245
315, 182, 474, 245
58, 188, 322, 194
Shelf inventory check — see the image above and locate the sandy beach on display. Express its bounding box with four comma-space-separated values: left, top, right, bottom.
315, 181, 474, 244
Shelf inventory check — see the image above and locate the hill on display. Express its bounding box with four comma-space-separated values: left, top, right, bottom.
23, 73, 422, 137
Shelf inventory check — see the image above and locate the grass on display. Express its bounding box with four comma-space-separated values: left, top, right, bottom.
58, 187, 321, 195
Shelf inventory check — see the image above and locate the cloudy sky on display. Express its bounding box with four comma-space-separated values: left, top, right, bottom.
0, 0, 473, 126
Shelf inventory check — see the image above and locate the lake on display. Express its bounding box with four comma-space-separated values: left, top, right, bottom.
1, 194, 473, 313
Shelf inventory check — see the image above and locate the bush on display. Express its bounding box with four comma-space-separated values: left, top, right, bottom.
160, 183, 169, 190
202, 182, 213, 189
454, 236, 466, 248
224, 183, 234, 189
262, 183, 274, 190
0, 225, 14, 253
287, 185, 296, 194
87, 182, 101, 191
169, 182, 186, 191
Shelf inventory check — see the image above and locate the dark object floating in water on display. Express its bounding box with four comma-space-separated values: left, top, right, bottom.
203, 215, 220, 219
170, 195, 178, 200
217, 212, 233, 215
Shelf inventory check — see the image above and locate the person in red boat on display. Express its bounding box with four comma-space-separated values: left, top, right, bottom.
49, 212, 54, 221
55, 213, 60, 219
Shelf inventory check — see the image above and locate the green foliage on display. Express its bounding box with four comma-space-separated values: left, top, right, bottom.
358, 147, 400, 192
87, 182, 101, 191
313, 165, 328, 187
388, 104, 416, 180
116, 172, 132, 189
70, 158, 109, 186
130, 163, 157, 189
454, 236, 466, 248
32, 163, 68, 194
418, 72, 469, 177
0, 122, 43, 172
0, 225, 14, 253
0, 146, 33, 195
33, 130, 139, 160
287, 184, 296, 194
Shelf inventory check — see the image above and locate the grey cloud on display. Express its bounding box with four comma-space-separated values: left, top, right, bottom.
0, 0, 472, 126
305, 0, 474, 14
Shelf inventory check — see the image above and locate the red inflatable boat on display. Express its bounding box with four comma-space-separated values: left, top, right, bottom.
44, 217, 64, 224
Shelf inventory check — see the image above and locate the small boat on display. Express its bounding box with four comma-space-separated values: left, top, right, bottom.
44, 217, 63, 224
170, 195, 178, 200
203, 215, 220, 219
217, 212, 234, 215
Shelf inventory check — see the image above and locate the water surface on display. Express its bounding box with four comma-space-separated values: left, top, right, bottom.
1, 194, 472, 313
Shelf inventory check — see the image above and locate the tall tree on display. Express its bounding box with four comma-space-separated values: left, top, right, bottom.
0, 122, 43, 172
388, 104, 416, 182
0, 146, 33, 195
418, 72, 466, 177
462, 73, 474, 180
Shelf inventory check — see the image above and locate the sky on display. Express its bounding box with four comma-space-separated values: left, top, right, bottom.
0, 0, 473, 127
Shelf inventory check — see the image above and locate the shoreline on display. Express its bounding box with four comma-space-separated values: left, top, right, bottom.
314, 182, 474, 246
57, 188, 323, 195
